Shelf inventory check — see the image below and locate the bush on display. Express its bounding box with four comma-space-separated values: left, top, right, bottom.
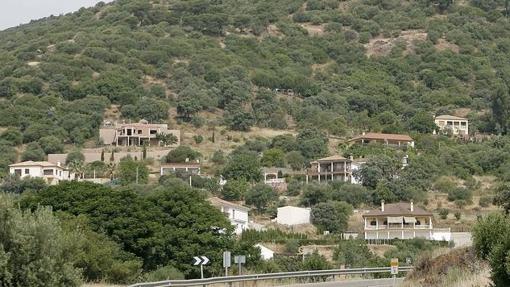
439, 208, 449, 219
447, 187, 472, 202
193, 135, 204, 144
479, 196, 492, 207
166, 146, 201, 163
454, 211, 461, 220
143, 265, 185, 281
0, 194, 82, 286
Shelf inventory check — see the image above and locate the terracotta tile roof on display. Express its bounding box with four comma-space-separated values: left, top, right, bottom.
208, 197, 250, 211
350, 133, 414, 142
362, 202, 432, 217
9, 161, 62, 168
435, 115, 468, 121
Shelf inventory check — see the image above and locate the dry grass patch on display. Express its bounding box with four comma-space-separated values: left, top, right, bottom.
403, 247, 491, 287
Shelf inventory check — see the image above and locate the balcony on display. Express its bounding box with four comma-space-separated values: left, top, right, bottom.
364, 225, 432, 230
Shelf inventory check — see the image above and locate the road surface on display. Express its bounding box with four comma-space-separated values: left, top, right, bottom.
277, 278, 404, 287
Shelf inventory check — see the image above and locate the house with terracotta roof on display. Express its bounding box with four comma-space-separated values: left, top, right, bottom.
9, 161, 75, 185
434, 115, 469, 135
362, 201, 451, 242
99, 120, 180, 147
348, 132, 414, 148
209, 197, 250, 235
306, 155, 352, 183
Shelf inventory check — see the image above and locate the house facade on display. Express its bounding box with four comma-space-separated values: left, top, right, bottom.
349, 133, 414, 148
276, 206, 311, 226
434, 115, 469, 135
99, 120, 180, 147
362, 201, 451, 241
263, 167, 288, 191
209, 197, 249, 235
9, 161, 74, 185
306, 155, 352, 183
160, 162, 201, 175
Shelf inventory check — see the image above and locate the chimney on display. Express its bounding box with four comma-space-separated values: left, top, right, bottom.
410, 200, 414, 212
381, 200, 385, 212
57, 162, 61, 167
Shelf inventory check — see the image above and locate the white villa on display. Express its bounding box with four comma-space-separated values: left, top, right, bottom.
434, 115, 469, 136
9, 161, 75, 185
362, 201, 451, 242
209, 197, 250, 235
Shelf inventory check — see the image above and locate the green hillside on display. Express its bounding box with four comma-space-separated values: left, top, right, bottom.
1, 0, 510, 147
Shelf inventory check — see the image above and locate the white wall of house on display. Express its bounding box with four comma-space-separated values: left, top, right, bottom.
255, 244, 274, 260
10, 164, 73, 185
219, 205, 249, 235
276, 206, 311, 226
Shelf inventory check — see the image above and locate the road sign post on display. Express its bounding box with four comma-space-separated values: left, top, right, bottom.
193, 256, 210, 279
223, 251, 231, 276
234, 255, 246, 275
390, 258, 399, 287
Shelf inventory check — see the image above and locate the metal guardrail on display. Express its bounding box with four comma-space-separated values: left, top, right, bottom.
130, 266, 413, 287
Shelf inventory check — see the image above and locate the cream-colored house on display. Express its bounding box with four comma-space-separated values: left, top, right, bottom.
99, 120, 180, 147
9, 161, 74, 185
363, 201, 450, 241
209, 197, 250, 235
306, 155, 352, 183
434, 115, 469, 135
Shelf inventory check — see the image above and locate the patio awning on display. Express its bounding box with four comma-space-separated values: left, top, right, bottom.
387, 216, 403, 224
403, 216, 417, 224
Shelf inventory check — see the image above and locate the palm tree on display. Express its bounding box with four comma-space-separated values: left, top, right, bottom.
68, 160, 84, 180
105, 162, 117, 181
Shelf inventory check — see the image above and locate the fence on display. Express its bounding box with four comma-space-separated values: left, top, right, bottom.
129, 266, 413, 287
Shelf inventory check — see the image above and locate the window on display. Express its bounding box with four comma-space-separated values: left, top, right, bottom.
370, 220, 376, 226
461, 122, 467, 126
14, 169, 22, 176
138, 130, 142, 134
43, 169, 53, 176
150, 129, 157, 135
24, 169, 29, 174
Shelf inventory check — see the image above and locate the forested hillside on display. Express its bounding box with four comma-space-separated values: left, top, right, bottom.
1, 0, 510, 149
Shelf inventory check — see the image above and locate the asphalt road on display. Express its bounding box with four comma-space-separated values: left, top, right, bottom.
276, 278, 404, 287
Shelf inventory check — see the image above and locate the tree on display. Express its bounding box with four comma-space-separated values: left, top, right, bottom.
0, 194, 82, 287
270, 134, 298, 152
224, 104, 255, 131
261, 148, 286, 167
165, 146, 201, 163
494, 182, 510, 213
473, 213, 510, 285
355, 155, 401, 189
156, 133, 178, 146
245, 183, 277, 213
300, 183, 333, 207
211, 150, 225, 164
0, 128, 22, 145
311, 201, 353, 233
221, 179, 249, 201
296, 128, 328, 160
1, 175, 47, 194
20, 181, 234, 277
222, 152, 262, 182
286, 151, 305, 171
38, 135, 64, 154
21, 142, 45, 161
407, 111, 436, 133
117, 157, 149, 185
66, 150, 85, 165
